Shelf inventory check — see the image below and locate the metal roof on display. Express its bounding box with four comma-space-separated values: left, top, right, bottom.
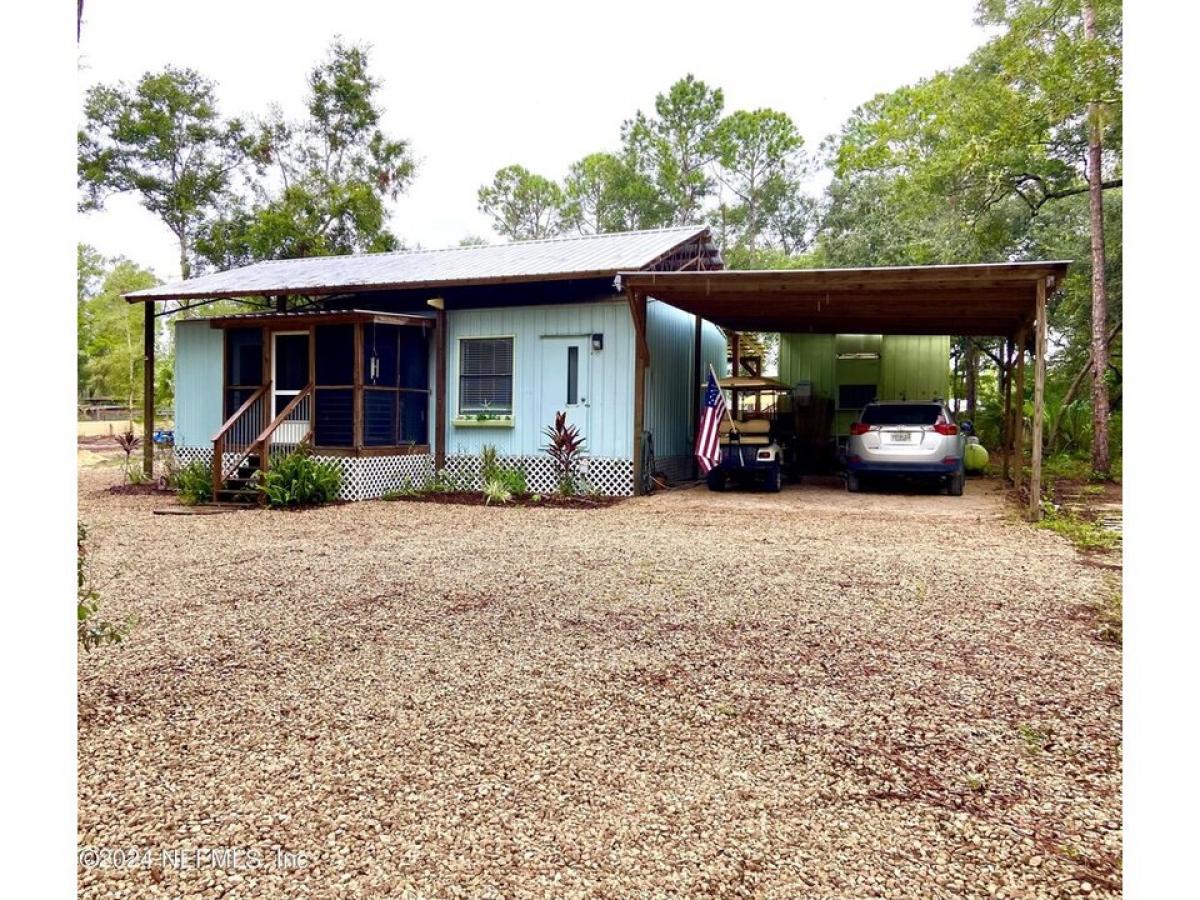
127, 226, 713, 302
622, 261, 1071, 337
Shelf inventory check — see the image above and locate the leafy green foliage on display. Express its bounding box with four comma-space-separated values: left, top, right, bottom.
78, 67, 248, 278
542, 411, 586, 495
477, 165, 565, 240
197, 40, 414, 268
175, 460, 214, 506
257, 449, 342, 507
561, 151, 670, 235
482, 478, 514, 506
78, 523, 130, 651
622, 74, 724, 224
77, 250, 161, 409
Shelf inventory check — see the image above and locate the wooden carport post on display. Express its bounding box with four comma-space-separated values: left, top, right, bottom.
142, 301, 155, 478
1013, 325, 1027, 493
627, 286, 649, 495
1000, 338, 1013, 484
691, 314, 702, 480
1027, 277, 1048, 521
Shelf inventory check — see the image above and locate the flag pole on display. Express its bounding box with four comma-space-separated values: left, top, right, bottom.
710, 363, 742, 468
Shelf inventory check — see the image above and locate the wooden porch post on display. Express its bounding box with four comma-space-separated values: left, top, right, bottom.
1028, 278, 1048, 521
628, 287, 649, 495
691, 314, 702, 480
353, 322, 364, 451
142, 302, 155, 478
434, 307, 447, 471
731, 332, 741, 377
1000, 337, 1013, 484
1013, 325, 1027, 492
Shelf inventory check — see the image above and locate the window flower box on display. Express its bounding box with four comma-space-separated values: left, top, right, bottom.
452, 416, 515, 428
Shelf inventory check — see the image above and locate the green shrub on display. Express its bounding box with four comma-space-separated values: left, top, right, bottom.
492, 466, 527, 496
258, 450, 342, 507
1037, 506, 1119, 552
175, 460, 214, 505
483, 477, 513, 505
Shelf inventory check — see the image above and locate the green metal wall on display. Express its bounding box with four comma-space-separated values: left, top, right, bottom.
778, 333, 950, 437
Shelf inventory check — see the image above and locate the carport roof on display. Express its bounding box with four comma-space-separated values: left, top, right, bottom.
621, 260, 1070, 337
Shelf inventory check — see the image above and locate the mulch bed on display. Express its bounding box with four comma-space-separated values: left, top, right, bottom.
105, 483, 171, 496
384, 490, 622, 509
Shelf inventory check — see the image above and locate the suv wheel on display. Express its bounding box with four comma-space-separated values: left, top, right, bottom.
947, 469, 965, 496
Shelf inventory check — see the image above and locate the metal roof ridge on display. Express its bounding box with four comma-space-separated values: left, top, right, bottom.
243, 224, 709, 267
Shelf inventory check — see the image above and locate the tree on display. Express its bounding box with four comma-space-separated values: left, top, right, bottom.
77, 244, 105, 395
81, 258, 159, 411
79, 67, 247, 278
622, 75, 724, 224
712, 109, 806, 250
196, 40, 415, 268
826, 0, 1122, 472
477, 165, 564, 240
561, 152, 671, 234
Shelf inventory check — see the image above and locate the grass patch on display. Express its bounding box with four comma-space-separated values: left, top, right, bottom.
1097, 585, 1122, 645
1037, 506, 1119, 552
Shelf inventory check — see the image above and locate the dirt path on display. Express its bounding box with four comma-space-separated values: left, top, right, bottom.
78, 469, 1121, 898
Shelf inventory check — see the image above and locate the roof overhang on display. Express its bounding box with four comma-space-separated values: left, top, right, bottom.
202, 309, 433, 328
622, 261, 1070, 337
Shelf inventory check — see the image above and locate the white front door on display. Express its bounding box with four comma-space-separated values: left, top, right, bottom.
539, 336, 591, 443
272, 331, 310, 445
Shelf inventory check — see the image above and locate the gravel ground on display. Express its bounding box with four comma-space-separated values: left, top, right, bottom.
78, 469, 1121, 898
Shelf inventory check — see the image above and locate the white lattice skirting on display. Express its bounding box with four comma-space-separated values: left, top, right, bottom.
443, 454, 633, 496
171, 448, 633, 500
171, 447, 435, 502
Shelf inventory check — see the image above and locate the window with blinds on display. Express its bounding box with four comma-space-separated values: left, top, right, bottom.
459, 337, 513, 415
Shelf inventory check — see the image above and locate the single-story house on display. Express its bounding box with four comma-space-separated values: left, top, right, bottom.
129, 227, 731, 499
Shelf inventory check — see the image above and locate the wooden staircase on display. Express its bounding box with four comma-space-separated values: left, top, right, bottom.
210, 383, 314, 504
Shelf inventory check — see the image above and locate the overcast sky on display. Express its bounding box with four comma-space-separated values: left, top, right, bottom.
76, 0, 990, 283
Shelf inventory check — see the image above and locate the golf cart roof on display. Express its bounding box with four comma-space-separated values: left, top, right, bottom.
716, 375, 791, 391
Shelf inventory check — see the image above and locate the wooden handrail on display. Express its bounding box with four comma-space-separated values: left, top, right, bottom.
253, 383, 313, 445
210, 382, 271, 443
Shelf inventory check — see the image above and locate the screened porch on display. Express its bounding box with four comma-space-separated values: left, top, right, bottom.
209, 310, 433, 493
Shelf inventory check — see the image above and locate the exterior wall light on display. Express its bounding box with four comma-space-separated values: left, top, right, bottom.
592, 333, 604, 352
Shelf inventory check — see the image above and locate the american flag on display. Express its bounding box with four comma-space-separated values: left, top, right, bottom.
694, 365, 727, 474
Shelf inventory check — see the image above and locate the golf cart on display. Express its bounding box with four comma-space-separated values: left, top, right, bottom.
705, 376, 794, 493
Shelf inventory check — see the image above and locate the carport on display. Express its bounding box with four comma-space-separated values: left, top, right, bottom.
622, 261, 1070, 519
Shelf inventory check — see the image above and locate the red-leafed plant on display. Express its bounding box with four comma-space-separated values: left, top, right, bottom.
542, 411, 586, 495
113, 426, 142, 483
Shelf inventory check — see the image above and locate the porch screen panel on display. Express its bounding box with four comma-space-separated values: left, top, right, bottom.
363, 324, 431, 446
224, 328, 263, 418
314, 389, 353, 446
313, 324, 356, 447
459, 337, 513, 415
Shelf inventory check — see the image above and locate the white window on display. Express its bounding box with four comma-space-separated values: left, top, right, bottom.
459, 337, 514, 415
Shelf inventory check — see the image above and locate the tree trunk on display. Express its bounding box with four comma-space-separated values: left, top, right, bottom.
1083, 0, 1111, 477
1049, 321, 1122, 452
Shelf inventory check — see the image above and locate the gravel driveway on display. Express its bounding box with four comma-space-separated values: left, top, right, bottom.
78, 470, 1121, 898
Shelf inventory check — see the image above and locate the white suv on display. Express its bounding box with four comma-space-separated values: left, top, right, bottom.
845, 401, 966, 495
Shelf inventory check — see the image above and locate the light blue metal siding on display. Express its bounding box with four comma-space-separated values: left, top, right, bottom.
174, 319, 224, 447
644, 302, 727, 459
701, 321, 728, 379
445, 301, 636, 458
644, 300, 695, 458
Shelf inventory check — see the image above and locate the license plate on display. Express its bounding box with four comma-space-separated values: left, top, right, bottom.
888, 432, 913, 442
